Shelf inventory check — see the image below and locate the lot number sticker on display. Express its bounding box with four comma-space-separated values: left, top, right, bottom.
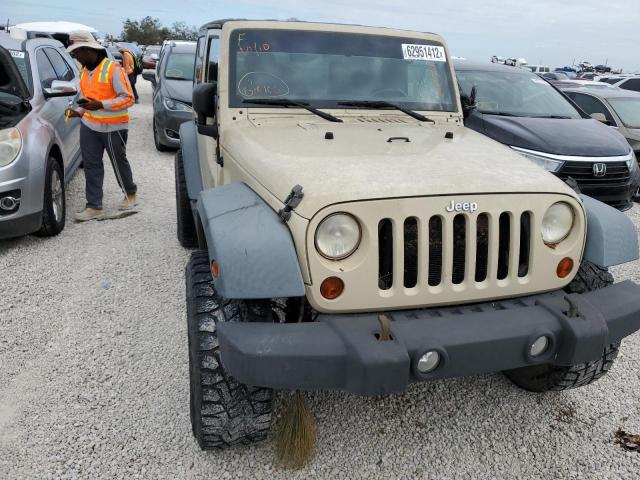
402, 44, 446, 62
9, 50, 25, 59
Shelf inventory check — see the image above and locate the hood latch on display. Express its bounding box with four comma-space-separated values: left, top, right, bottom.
278, 185, 304, 222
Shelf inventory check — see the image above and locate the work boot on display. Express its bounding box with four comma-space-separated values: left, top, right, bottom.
74, 208, 105, 222
119, 193, 140, 211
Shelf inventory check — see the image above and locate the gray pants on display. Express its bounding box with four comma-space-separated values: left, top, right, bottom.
80, 123, 137, 209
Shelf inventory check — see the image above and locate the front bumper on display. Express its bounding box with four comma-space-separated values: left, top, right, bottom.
218, 281, 640, 395
155, 108, 192, 147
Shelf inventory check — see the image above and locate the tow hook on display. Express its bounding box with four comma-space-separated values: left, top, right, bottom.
377, 314, 392, 341
564, 296, 581, 318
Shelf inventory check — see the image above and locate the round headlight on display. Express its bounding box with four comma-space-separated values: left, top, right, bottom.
541, 202, 574, 245
315, 213, 361, 260
0, 128, 22, 167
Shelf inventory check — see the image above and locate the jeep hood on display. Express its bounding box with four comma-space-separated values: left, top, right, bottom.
0, 46, 30, 100
226, 121, 577, 219
478, 114, 630, 156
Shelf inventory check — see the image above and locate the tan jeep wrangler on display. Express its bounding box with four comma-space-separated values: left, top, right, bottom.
175, 19, 640, 449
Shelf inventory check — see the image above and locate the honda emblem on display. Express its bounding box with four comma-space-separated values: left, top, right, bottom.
593, 163, 606, 177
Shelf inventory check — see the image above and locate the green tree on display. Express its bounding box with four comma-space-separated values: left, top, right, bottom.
121, 16, 170, 44
170, 21, 198, 41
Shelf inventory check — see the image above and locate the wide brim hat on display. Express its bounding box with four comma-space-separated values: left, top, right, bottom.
66, 30, 106, 53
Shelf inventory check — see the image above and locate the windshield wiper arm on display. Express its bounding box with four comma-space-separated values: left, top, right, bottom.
338, 100, 434, 122
478, 111, 524, 117
242, 98, 343, 123
530, 115, 572, 119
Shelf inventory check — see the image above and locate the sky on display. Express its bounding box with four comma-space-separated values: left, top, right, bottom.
4, 0, 640, 72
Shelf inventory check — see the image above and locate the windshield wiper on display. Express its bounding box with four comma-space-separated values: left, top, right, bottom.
479, 111, 525, 117
338, 100, 434, 122
242, 98, 343, 123
530, 115, 572, 119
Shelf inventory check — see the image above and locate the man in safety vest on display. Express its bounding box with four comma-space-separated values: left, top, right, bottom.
119, 46, 139, 104
65, 31, 140, 222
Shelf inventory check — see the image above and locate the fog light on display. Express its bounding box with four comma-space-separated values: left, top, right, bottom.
530, 336, 549, 357
417, 351, 440, 374
320, 277, 344, 300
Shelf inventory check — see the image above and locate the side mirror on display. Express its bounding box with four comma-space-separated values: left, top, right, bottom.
142, 71, 157, 87
43, 80, 77, 98
460, 85, 477, 120
591, 113, 611, 125
193, 82, 218, 138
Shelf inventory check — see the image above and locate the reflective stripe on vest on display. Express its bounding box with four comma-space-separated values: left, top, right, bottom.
79, 58, 128, 125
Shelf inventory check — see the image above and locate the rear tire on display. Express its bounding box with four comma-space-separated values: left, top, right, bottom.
504, 260, 619, 392
186, 251, 273, 449
35, 156, 65, 237
175, 150, 197, 248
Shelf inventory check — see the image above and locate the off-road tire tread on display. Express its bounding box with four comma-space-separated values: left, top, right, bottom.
564, 260, 614, 294
35, 157, 65, 237
175, 150, 197, 248
187, 251, 273, 450
504, 260, 619, 392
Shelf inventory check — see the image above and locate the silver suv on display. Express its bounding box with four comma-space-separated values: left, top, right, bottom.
0, 32, 81, 240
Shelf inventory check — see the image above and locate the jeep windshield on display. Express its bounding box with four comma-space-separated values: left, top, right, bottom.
456, 70, 582, 119
229, 29, 457, 112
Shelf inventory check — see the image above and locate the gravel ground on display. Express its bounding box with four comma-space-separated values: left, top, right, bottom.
1, 80, 640, 479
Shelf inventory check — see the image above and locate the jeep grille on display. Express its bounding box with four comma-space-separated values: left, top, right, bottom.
378, 212, 532, 290
306, 194, 585, 313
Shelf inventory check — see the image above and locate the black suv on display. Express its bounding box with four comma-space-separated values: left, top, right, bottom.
455, 61, 639, 210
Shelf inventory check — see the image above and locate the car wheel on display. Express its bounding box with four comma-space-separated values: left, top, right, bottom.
175, 149, 197, 248
186, 250, 274, 449
35, 156, 66, 237
504, 260, 619, 392
154, 120, 170, 152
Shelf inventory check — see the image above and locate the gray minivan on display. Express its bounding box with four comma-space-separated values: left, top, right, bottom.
143, 41, 196, 151
455, 61, 639, 210
0, 33, 81, 240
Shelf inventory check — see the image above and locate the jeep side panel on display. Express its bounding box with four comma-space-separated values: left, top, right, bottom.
581, 194, 639, 267
179, 122, 203, 202
196, 182, 305, 299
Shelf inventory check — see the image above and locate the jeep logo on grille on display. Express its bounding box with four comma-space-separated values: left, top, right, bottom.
593, 163, 607, 177
446, 200, 478, 213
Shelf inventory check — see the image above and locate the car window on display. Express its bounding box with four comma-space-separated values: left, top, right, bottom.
8, 50, 32, 92
194, 36, 206, 84
456, 69, 582, 118
620, 79, 640, 93
569, 93, 617, 125
206, 35, 220, 83
44, 47, 75, 81
164, 52, 195, 81
35, 49, 58, 89
608, 98, 640, 128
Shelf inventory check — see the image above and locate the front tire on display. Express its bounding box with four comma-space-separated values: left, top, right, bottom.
504, 260, 619, 392
153, 120, 170, 152
186, 251, 273, 449
35, 156, 65, 237
175, 150, 197, 248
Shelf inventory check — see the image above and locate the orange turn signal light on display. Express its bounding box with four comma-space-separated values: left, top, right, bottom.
320, 277, 344, 300
557, 257, 574, 278
210, 260, 220, 278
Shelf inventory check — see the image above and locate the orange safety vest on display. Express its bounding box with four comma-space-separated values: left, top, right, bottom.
121, 50, 135, 75
79, 58, 130, 125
